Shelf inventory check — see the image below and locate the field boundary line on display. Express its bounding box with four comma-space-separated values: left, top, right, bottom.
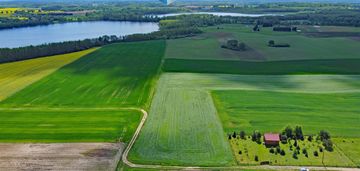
0, 107, 140, 111
121, 109, 360, 171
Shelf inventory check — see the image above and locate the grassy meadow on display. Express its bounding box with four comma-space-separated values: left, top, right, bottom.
165, 24, 360, 61
230, 137, 356, 166
0, 48, 97, 101
333, 138, 360, 166
0, 108, 141, 143
1, 41, 165, 108
212, 90, 360, 137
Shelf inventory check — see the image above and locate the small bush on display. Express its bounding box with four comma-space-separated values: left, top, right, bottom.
280, 149, 286, 156
232, 131, 237, 138
302, 148, 308, 155
280, 134, 288, 144
293, 151, 298, 159
269, 148, 275, 153
323, 139, 334, 151
276, 146, 281, 153
293, 140, 298, 147
307, 135, 313, 142
240, 131, 246, 139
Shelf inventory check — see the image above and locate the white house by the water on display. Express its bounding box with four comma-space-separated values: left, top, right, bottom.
160, 0, 175, 5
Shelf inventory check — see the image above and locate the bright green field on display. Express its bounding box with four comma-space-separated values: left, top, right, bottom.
212, 90, 360, 137
230, 137, 356, 167
128, 75, 234, 166
0, 41, 164, 142
128, 73, 360, 166
0, 108, 141, 143
0, 40, 165, 108
334, 138, 360, 166
165, 24, 360, 61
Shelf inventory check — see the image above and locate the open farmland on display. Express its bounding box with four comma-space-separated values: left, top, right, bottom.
0, 40, 165, 108
0, 49, 96, 101
212, 90, 360, 137
0, 108, 141, 143
128, 75, 234, 166
229, 137, 356, 167
128, 73, 360, 166
0, 143, 124, 171
165, 24, 360, 61
163, 58, 360, 75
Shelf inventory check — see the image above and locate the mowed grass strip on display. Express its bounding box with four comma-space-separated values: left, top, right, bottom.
1, 40, 165, 108
0, 109, 141, 143
163, 58, 360, 75
129, 75, 234, 166
0, 48, 97, 102
212, 90, 360, 137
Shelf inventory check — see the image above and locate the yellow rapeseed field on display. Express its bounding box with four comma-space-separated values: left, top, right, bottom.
0, 48, 97, 101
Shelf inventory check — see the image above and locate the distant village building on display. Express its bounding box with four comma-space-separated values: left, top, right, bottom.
160, 0, 175, 5
264, 133, 280, 146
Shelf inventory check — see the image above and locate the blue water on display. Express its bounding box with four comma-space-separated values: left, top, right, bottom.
0, 21, 159, 48
153, 12, 283, 18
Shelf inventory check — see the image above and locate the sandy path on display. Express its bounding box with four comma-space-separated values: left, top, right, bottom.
0, 143, 124, 171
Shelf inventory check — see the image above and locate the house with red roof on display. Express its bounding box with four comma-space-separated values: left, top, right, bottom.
264, 133, 280, 146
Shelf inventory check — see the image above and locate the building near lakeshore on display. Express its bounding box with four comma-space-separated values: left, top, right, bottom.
160, 0, 175, 5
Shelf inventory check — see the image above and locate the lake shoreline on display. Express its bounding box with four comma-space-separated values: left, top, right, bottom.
0, 21, 159, 48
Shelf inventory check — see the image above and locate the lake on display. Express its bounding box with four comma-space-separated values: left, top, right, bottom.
0, 21, 159, 48
153, 12, 283, 18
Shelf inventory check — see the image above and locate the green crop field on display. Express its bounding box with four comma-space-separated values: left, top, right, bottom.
212, 90, 360, 137
0, 40, 165, 143
128, 75, 235, 166
0, 49, 97, 101
163, 58, 360, 75
0, 40, 165, 108
128, 73, 360, 166
0, 108, 141, 143
165, 24, 360, 61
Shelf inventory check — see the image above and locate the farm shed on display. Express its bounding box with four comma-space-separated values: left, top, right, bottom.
264, 133, 280, 146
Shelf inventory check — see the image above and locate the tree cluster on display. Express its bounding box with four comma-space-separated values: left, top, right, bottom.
221, 40, 246, 51
268, 40, 290, 48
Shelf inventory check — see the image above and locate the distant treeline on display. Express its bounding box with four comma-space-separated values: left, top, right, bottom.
0, 37, 116, 63
0, 5, 185, 30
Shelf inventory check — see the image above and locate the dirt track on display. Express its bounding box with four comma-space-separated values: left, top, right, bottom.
0, 143, 124, 171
